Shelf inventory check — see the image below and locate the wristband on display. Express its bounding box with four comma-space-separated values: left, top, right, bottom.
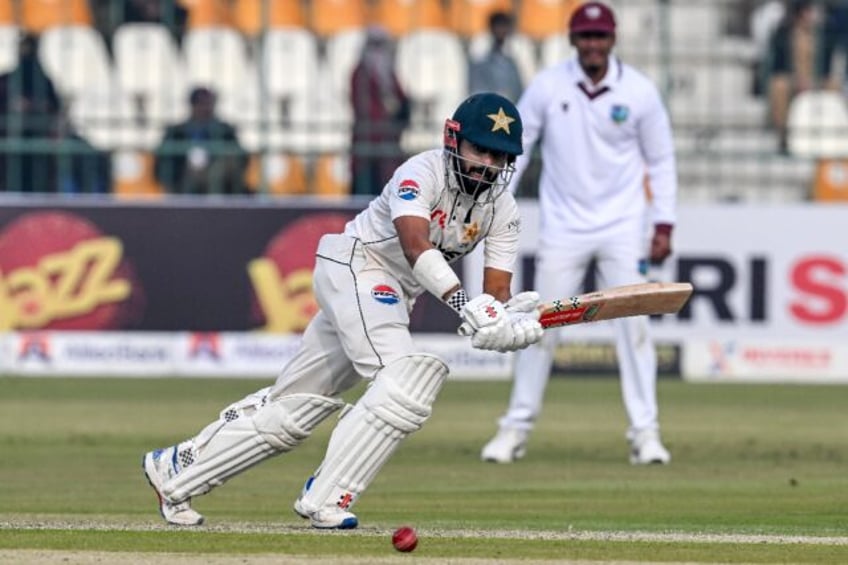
446, 289, 469, 315
412, 248, 461, 299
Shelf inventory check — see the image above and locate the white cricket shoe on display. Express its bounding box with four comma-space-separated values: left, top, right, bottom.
480, 427, 529, 463
142, 447, 205, 526
293, 476, 359, 530
628, 429, 671, 465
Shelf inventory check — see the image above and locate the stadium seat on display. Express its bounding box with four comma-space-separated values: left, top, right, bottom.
226, 80, 286, 152
395, 29, 467, 151
309, 0, 367, 37
518, 0, 582, 40
245, 153, 308, 195
468, 31, 537, 87
180, 0, 233, 29
638, 59, 763, 127
370, 0, 447, 36
113, 23, 189, 130
0, 1, 13, 24
611, 1, 658, 56
70, 89, 145, 151
262, 28, 320, 102
183, 27, 254, 103
112, 150, 165, 197
813, 159, 848, 201
395, 30, 467, 105
540, 33, 575, 69
323, 28, 366, 96
667, 2, 722, 45
313, 153, 351, 197
38, 26, 114, 102
0, 24, 19, 74
255, 29, 324, 151
674, 128, 779, 156
282, 94, 351, 155
446, 0, 513, 38
231, 0, 306, 36
20, 0, 93, 34
787, 91, 848, 159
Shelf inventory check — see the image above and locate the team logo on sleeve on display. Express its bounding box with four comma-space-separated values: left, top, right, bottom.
611, 105, 630, 124
371, 284, 400, 305
397, 179, 420, 201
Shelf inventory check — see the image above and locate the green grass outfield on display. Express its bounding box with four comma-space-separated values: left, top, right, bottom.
1, 375, 847, 563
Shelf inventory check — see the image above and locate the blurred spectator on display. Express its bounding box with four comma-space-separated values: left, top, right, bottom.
468, 11, 524, 103
0, 114, 110, 194
766, 0, 836, 153
0, 34, 60, 138
50, 115, 111, 194
91, 0, 188, 49
822, 1, 848, 90
749, 1, 786, 95
728, 0, 762, 37
350, 25, 410, 196
154, 87, 248, 195
0, 34, 62, 192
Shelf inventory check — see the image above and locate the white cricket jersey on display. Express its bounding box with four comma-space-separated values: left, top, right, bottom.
510, 56, 677, 241
345, 149, 521, 299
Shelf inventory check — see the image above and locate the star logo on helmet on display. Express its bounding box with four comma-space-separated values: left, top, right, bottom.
487, 107, 515, 134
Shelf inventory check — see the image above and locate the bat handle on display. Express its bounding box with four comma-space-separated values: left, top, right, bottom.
457, 322, 473, 337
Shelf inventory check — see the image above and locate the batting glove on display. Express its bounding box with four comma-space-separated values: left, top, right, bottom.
501, 291, 543, 352
459, 294, 515, 351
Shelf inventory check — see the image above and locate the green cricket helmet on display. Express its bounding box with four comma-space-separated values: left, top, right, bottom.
443, 92, 523, 199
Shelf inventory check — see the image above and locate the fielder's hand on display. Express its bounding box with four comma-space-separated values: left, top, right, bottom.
459, 294, 515, 351
650, 224, 673, 265
502, 291, 543, 352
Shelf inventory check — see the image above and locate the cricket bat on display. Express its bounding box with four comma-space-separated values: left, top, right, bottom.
458, 282, 693, 335
536, 281, 693, 329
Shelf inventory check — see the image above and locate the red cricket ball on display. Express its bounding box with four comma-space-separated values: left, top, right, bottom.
391, 526, 418, 552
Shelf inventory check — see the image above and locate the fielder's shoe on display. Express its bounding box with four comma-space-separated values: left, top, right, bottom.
142, 447, 205, 526
480, 427, 528, 463
293, 476, 358, 530
628, 429, 671, 465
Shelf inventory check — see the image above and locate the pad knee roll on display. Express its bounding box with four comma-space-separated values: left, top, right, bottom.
362, 354, 448, 434
163, 393, 343, 502
298, 354, 449, 514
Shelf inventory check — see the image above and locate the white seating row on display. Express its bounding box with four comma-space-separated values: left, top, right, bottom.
27, 24, 467, 152
3, 16, 771, 155
787, 91, 848, 159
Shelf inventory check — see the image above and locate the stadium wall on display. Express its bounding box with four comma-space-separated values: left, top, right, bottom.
0, 198, 846, 382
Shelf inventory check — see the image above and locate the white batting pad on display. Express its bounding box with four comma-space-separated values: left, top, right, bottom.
162, 393, 343, 502
297, 354, 448, 515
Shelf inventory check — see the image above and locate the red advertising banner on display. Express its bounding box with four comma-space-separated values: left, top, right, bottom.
0, 198, 457, 333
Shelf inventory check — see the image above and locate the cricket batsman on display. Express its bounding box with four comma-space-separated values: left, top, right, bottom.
142, 92, 544, 529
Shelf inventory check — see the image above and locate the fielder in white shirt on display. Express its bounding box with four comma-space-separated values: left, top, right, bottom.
141, 93, 544, 530
481, 1, 678, 465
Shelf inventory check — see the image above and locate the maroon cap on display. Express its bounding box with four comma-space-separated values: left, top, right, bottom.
569, 2, 616, 34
